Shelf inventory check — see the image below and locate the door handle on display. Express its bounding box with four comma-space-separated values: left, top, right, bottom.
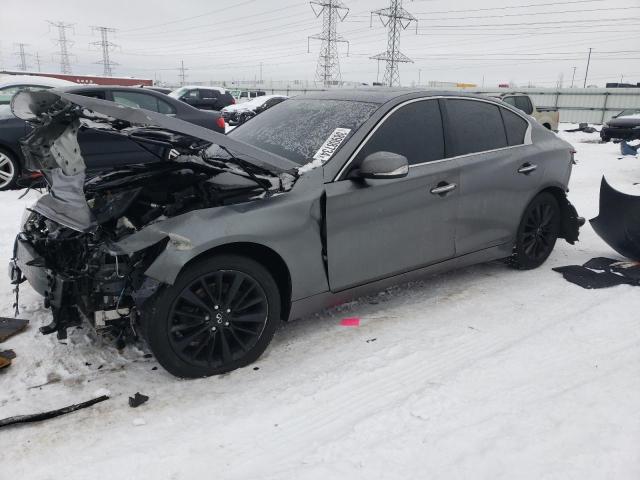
518, 163, 538, 174
430, 182, 457, 195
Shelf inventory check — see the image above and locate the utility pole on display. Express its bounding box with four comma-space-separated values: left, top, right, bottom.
583, 48, 592, 88
90, 26, 118, 77
35, 52, 42, 72
370, 0, 417, 87
259, 62, 263, 84
178, 60, 188, 86
418, 68, 421, 86
14, 43, 30, 71
48, 21, 75, 74
570, 66, 577, 88
308, 0, 350, 87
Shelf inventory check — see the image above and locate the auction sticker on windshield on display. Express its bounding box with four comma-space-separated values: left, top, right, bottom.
313, 128, 351, 163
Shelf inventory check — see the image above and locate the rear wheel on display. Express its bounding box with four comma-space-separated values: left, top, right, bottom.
0, 149, 19, 191
510, 192, 561, 270
144, 254, 281, 378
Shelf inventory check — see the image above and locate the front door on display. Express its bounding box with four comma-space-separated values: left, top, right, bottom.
325, 98, 460, 291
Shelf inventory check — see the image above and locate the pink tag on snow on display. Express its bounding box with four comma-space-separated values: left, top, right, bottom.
340, 317, 360, 327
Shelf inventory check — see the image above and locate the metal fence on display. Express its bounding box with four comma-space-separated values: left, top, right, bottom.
260, 86, 640, 125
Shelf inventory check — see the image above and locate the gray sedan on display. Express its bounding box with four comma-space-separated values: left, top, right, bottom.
10, 88, 581, 378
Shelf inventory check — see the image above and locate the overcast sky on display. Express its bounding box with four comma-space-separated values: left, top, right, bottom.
1, 0, 639, 87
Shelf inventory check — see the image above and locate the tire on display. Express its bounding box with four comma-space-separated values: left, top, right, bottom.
143, 254, 281, 378
0, 148, 19, 191
509, 192, 561, 270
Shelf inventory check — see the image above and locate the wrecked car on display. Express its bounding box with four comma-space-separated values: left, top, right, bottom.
221, 95, 289, 126
600, 109, 640, 142
9, 89, 582, 378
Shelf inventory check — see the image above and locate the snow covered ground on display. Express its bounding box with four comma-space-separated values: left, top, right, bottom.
1, 125, 639, 480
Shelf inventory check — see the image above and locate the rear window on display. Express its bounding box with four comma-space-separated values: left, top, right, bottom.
227, 99, 379, 165
445, 99, 508, 156
501, 108, 528, 146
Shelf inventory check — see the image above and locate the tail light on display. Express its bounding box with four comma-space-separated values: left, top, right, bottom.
216, 116, 226, 130
231, 98, 236, 104
570, 148, 577, 165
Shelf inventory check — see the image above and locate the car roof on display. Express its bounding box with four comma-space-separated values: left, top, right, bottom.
178, 85, 228, 93
297, 88, 504, 105
0, 75, 76, 88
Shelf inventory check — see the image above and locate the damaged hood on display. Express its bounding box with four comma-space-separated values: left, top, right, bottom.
11, 89, 299, 175
11, 89, 299, 233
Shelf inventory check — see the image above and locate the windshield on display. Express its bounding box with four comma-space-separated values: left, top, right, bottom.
168, 87, 189, 99
617, 109, 640, 117
223, 98, 379, 165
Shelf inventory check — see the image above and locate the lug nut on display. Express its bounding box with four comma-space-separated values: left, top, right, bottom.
214, 305, 219, 310
226, 309, 231, 313
211, 326, 217, 332
224, 321, 229, 327
205, 315, 210, 321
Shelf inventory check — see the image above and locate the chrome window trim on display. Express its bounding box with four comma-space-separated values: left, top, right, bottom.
334, 95, 533, 181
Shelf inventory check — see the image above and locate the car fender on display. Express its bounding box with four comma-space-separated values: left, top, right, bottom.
111, 167, 329, 302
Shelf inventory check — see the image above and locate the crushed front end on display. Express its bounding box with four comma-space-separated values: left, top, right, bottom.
8, 89, 297, 345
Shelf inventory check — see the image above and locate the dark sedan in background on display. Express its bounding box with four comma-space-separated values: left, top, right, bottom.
0, 85, 226, 189
600, 109, 640, 142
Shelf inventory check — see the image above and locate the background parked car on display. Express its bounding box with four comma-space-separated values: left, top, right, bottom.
600, 109, 640, 142
0, 75, 76, 105
221, 95, 288, 126
0, 85, 226, 190
491, 93, 559, 132
169, 85, 236, 111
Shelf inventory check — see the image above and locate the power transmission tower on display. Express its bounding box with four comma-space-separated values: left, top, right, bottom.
35, 52, 42, 72
90, 26, 118, 77
370, 0, 417, 87
14, 43, 30, 71
178, 60, 188, 86
48, 21, 75, 74
308, 1, 349, 87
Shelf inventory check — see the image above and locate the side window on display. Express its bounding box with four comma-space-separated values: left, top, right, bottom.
184, 89, 199, 99
514, 96, 534, 115
500, 108, 528, 146
502, 96, 517, 108
444, 99, 508, 156
200, 89, 219, 100
112, 91, 160, 112
156, 98, 176, 114
355, 99, 445, 167
76, 91, 106, 100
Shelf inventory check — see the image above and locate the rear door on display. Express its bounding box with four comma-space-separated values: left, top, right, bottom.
325, 98, 460, 291
442, 98, 537, 254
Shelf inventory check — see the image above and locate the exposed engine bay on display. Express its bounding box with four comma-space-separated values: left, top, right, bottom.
9, 90, 298, 345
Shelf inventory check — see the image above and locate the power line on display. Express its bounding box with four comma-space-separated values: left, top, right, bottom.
309, 0, 350, 87
48, 21, 75, 74
178, 60, 188, 86
13, 43, 30, 71
415, 0, 604, 15
90, 26, 118, 76
371, 0, 417, 86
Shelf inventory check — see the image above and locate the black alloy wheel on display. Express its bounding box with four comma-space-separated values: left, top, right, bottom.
145, 255, 281, 378
510, 192, 561, 270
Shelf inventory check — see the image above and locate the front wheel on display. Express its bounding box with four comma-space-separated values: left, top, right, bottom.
144, 254, 281, 378
509, 192, 561, 270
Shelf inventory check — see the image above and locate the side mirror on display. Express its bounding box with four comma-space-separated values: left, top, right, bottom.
357, 151, 409, 180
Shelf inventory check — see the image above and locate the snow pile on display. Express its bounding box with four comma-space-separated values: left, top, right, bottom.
0, 125, 639, 479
